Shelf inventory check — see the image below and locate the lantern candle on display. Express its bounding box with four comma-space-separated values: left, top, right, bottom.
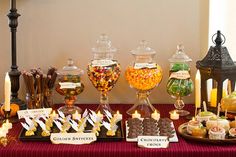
170, 110, 179, 120
151, 110, 160, 121
195, 70, 201, 108
132, 110, 141, 119
72, 110, 81, 120
4, 73, 11, 112
210, 88, 227, 107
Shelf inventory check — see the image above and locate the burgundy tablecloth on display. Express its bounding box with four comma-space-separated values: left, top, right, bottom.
1, 104, 236, 157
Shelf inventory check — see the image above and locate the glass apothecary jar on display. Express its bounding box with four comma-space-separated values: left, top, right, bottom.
55, 59, 84, 115
167, 44, 193, 116
87, 34, 121, 114
125, 40, 163, 117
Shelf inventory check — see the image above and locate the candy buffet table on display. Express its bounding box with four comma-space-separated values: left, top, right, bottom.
0, 104, 236, 157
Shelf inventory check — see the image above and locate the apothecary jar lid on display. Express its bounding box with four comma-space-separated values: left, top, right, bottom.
168, 44, 192, 63
131, 40, 156, 55
92, 34, 117, 53
57, 58, 84, 76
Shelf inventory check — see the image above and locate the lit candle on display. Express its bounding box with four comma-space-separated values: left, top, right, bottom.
4, 73, 11, 112
97, 111, 103, 120
170, 110, 179, 120
72, 110, 81, 120
0, 126, 8, 134
2, 119, 12, 130
114, 110, 122, 120
195, 70, 201, 108
151, 110, 160, 121
49, 110, 59, 120
0, 128, 7, 138
210, 88, 227, 107
190, 117, 196, 122
132, 110, 141, 119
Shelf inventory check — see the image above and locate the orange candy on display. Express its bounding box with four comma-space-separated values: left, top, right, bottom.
125, 65, 163, 91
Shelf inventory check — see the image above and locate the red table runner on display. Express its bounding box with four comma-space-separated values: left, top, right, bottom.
1, 104, 236, 157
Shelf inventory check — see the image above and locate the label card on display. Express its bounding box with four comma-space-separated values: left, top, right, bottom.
50, 133, 96, 145
17, 108, 52, 119
92, 60, 116, 67
169, 70, 190, 79
59, 82, 81, 89
137, 136, 169, 148
134, 63, 156, 69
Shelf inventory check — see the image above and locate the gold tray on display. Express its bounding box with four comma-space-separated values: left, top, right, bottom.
178, 123, 236, 144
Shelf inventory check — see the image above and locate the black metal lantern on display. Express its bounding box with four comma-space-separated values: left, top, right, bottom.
196, 30, 236, 112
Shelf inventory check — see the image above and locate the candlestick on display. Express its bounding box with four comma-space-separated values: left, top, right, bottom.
72, 110, 81, 120
4, 73, 11, 112
151, 110, 160, 121
3, 109, 11, 120
132, 110, 141, 119
195, 70, 201, 108
170, 110, 179, 120
7, 0, 26, 110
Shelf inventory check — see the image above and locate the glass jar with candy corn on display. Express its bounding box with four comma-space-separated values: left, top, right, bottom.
87, 34, 121, 114
125, 40, 163, 117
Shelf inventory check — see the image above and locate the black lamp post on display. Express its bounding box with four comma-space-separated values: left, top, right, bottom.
7, 0, 26, 109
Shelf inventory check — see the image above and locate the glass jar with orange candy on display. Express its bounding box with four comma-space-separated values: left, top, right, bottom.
125, 40, 163, 117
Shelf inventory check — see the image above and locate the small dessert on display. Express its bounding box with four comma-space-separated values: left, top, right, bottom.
46, 125, 51, 132
41, 130, 50, 137
208, 126, 225, 140
92, 129, 99, 136
32, 119, 38, 127
191, 127, 207, 138
31, 126, 37, 132
143, 118, 158, 136
106, 130, 116, 136
158, 118, 174, 138
45, 119, 53, 128
206, 117, 230, 132
62, 122, 71, 131
127, 118, 143, 138
230, 120, 236, 128
25, 130, 34, 136
229, 128, 236, 137
196, 111, 215, 122
187, 119, 202, 135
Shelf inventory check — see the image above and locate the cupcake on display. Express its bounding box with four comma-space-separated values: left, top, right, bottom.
229, 128, 236, 137
206, 117, 230, 132
208, 126, 225, 140
196, 111, 215, 122
229, 120, 236, 128
187, 119, 202, 135
191, 127, 207, 138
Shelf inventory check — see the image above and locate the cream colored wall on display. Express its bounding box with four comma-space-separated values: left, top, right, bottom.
0, 0, 209, 105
